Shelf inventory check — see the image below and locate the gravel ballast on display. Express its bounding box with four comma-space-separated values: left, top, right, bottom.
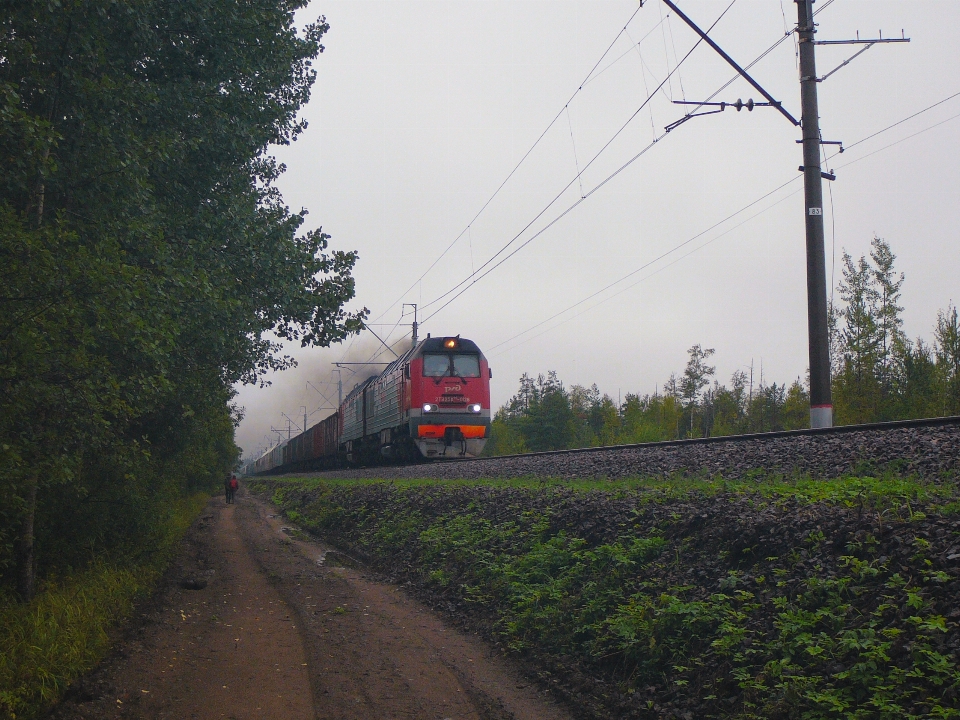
276, 418, 960, 482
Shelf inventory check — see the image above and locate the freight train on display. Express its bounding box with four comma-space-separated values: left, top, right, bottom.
244, 335, 492, 474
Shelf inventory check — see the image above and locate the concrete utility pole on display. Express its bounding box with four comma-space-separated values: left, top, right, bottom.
659, 0, 907, 430
796, 0, 832, 429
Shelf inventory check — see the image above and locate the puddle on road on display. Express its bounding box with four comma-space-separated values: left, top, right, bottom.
316, 550, 360, 569
265, 510, 363, 570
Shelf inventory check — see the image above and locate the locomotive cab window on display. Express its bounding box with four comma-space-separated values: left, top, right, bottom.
423, 353, 482, 377
452, 354, 481, 378
422, 354, 450, 377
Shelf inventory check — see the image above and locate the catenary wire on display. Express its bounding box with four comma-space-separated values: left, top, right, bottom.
501, 102, 960, 357
448, 93, 960, 362
420, 1, 738, 320
827, 90, 960, 160
491, 184, 802, 357
426, 0, 893, 334
586, 17, 669, 90
421, 133, 668, 323
833, 110, 960, 170
490, 103, 960, 355
365, 3, 645, 328
333, 1, 845, 380
486, 174, 801, 352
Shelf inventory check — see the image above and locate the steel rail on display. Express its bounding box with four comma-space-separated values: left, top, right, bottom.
440, 415, 960, 465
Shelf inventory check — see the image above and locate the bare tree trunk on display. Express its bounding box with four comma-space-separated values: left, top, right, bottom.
14, 139, 50, 604
16, 475, 38, 603
34, 143, 50, 229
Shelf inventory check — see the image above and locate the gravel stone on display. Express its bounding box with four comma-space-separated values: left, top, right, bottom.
279, 419, 960, 482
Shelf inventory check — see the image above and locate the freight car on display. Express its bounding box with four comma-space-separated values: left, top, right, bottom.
245, 334, 491, 473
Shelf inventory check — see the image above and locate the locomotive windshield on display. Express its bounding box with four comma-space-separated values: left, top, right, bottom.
452, 354, 481, 377
423, 354, 450, 377
422, 353, 481, 378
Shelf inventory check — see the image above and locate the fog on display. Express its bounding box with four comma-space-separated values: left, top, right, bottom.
234, 1, 960, 459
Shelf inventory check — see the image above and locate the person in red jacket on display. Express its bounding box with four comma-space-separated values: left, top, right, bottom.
224, 473, 239, 504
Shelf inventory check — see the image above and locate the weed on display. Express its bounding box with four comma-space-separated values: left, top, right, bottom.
0, 493, 208, 719
254, 475, 960, 718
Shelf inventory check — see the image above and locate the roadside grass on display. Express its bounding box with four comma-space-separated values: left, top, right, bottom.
252, 472, 960, 719
0, 492, 208, 719
263, 470, 959, 513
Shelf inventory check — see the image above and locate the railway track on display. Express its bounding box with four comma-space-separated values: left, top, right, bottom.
293, 415, 960, 481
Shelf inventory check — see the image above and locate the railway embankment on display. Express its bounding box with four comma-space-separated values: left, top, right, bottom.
295, 417, 960, 482
250, 464, 960, 719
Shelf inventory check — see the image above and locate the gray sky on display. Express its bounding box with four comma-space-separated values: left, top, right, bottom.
234, 0, 960, 459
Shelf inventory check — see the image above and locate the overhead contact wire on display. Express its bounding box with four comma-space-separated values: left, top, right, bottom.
428, 0, 850, 331
487, 174, 801, 352
493, 99, 960, 354
681, 0, 835, 120
492, 185, 803, 356
827, 90, 960, 160
421, 1, 738, 321
587, 17, 669, 89
368, 4, 644, 327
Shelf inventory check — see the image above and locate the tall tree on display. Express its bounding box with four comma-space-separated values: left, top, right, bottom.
838, 251, 880, 382
834, 250, 881, 423
592, 395, 621, 446
523, 373, 574, 451
0, 0, 364, 599
870, 236, 906, 402
680, 345, 715, 436
782, 379, 810, 430
898, 338, 939, 418
708, 371, 748, 437
568, 384, 601, 447
935, 304, 960, 415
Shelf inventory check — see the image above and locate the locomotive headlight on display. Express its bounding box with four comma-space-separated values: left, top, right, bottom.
422, 403, 439, 413
468, 403, 482, 413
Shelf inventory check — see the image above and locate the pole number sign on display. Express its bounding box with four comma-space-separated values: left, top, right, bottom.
808, 207, 823, 215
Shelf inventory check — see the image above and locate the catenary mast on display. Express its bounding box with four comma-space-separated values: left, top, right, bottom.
797, 0, 833, 428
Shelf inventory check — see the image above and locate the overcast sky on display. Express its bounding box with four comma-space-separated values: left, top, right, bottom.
234, 0, 960, 459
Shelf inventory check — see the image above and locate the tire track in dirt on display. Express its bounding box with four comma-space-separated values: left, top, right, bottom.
49, 499, 314, 720
46, 492, 573, 720
237, 492, 574, 720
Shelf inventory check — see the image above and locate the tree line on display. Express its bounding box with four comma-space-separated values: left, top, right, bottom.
0, 1, 364, 601
485, 237, 959, 455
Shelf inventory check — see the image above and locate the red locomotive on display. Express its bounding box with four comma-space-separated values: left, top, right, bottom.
247, 334, 491, 473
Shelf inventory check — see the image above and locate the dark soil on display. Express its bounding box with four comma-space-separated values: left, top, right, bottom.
44, 490, 574, 720
257, 479, 960, 719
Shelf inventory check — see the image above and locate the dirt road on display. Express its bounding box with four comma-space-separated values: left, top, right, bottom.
47, 491, 573, 720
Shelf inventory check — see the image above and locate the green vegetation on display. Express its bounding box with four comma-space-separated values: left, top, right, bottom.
253, 475, 960, 719
831, 237, 960, 424
1, 0, 363, 712
0, 1, 362, 596
485, 237, 960, 455
0, 493, 207, 719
